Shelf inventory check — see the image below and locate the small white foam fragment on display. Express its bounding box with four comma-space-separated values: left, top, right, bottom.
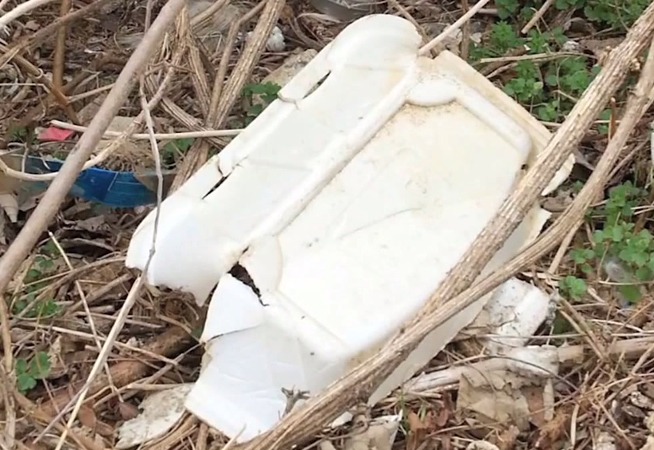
467, 442, 500, 450
465, 278, 552, 353
116, 384, 192, 449
343, 413, 402, 450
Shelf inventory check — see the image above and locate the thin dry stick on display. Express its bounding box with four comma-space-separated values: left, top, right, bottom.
47, 231, 118, 411
405, 336, 654, 392
0, 45, 80, 122
47, 232, 104, 353
49, 120, 242, 140
52, 0, 71, 89
386, 0, 433, 56
212, 0, 275, 123
187, 12, 212, 118
191, 0, 229, 28
0, 364, 15, 448
418, 0, 492, 56
14, 389, 105, 450
521, 0, 555, 34
0, 0, 56, 31
548, 218, 583, 273
460, 0, 471, 60
240, 6, 654, 449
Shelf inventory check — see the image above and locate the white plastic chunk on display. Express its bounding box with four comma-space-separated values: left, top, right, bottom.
126, 14, 573, 443
465, 278, 552, 354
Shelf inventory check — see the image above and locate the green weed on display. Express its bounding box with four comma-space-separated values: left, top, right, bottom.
568, 182, 654, 304
16, 351, 51, 393
242, 82, 281, 125
559, 275, 588, 300
162, 137, 194, 167
497, 0, 648, 30
471, 0, 647, 127
12, 252, 61, 319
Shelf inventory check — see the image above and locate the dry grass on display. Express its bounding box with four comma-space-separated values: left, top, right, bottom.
1, 0, 654, 449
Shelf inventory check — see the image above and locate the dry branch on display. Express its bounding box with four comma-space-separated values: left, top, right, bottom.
240, 4, 654, 450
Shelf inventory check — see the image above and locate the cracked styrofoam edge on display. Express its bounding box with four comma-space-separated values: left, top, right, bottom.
126, 19, 573, 306
189, 42, 570, 429
125, 15, 423, 304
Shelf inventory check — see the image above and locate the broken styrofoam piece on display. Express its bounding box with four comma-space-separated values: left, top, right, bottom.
126, 14, 573, 304
467, 442, 500, 450
126, 14, 574, 443
116, 384, 192, 449
127, 14, 430, 302
462, 278, 552, 354
342, 414, 402, 450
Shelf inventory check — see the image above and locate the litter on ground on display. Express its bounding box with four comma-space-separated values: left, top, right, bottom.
127, 14, 573, 442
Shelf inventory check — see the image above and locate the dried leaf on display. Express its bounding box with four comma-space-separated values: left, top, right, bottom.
433, 407, 449, 428
78, 404, 97, 429
534, 410, 568, 448
524, 383, 554, 427
406, 411, 433, 450
118, 401, 139, 420
495, 425, 519, 450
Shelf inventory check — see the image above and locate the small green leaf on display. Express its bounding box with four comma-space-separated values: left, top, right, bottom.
17, 373, 37, 393
495, 0, 519, 19
560, 275, 587, 300
619, 284, 642, 304
28, 352, 51, 380
42, 240, 59, 257
552, 312, 573, 334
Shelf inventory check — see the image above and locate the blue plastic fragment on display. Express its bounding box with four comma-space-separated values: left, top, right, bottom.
24, 156, 159, 208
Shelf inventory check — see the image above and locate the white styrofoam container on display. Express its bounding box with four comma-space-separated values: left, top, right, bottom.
126, 14, 572, 442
